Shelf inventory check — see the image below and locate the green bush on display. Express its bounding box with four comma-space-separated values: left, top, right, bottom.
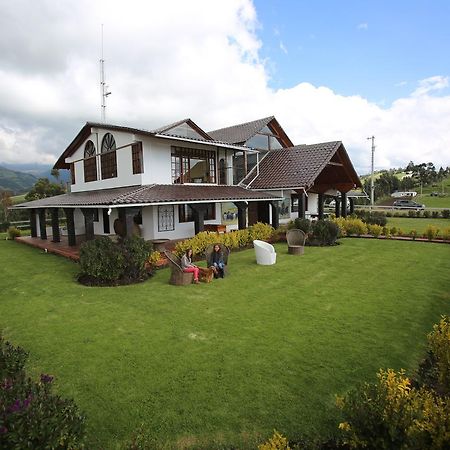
354, 210, 387, 226
408, 210, 417, 218
7, 226, 21, 240
333, 217, 367, 236
0, 334, 85, 448
312, 219, 340, 245
287, 218, 312, 234
0, 221, 10, 232
249, 222, 275, 241
423, 210, 430, 218
120, 236, 152, 280
79, 237, 125, 282
441, 209, 450, 219
432, 210, 440, 218
409, 229, 418, 240
442, 228, 450, 241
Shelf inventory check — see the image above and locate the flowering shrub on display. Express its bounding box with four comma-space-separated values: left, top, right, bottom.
175, 222, 274, 256
337, 368, 450, 449
7, 226, 21, 240
258, 431, 291, 450
146, 250, 161, 267
0, 334, 85, 448
442, 227, 450, 241
367, 224, 383, 238
332, 217, 367, 236
409, 229, 418, 240
427, 316, 450, 394
424, 225, 440, 241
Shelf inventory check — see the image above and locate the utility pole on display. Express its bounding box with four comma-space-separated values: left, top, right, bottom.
367, 136, 375, 207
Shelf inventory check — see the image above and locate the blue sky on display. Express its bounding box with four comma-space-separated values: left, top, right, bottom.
254, 0, 450, 104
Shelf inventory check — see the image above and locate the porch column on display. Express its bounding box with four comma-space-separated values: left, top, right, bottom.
63, 208, 76, 247
341, 192, 348, 218
349, 197, 355, 215
81, 208, 95, 241
295, 190, 306, 219
318, 194, 324, 220
124, 207, 141, 238
38, 209, 47, 240
270, 201, 280, 229
50, 208, 60, 243
334, 196, 341, 218
233, 202, 248, 230
29, 209, 37, 238
190, 204, 208, 234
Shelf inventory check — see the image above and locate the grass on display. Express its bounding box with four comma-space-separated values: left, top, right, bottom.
386, 217, 450, 235
1, 239, 449, 449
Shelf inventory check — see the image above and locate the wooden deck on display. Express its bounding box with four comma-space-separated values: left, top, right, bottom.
15, 236, 83, 261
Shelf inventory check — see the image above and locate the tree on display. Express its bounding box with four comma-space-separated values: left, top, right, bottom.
50, 168, 60, 182
0, 190, 12, 222
25, 178, 65, 201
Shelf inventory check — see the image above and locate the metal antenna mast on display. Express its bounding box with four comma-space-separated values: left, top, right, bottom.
100, 24, 111, 122
367, 135, 375, 207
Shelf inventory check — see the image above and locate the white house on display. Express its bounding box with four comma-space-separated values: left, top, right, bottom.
14, 116, 361, 246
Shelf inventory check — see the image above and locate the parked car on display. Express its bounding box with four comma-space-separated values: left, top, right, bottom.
393, 200, 425, 210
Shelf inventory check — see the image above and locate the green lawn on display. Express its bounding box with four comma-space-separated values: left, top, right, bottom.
386, 217, 450, 234
1, 239, 449, 449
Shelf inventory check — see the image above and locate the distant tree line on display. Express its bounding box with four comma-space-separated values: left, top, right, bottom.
363, 161, 450, 201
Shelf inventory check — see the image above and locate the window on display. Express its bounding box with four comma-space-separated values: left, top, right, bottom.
102, 209, 110, 234
178, 203, 215, 223
100, 133, 117, 179
246, 124, 284, 150
233, 151, 258, 184
163, 123, 205, 140
83, 140, 97, 182
70, 163, 75, 185
158, 205, 174, 232
171, 147, 216, 184
132, 141, 143, 174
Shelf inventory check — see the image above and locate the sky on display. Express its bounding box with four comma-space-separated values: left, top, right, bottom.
0, 0, 449, 175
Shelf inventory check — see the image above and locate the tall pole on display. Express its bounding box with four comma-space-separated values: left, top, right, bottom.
367, 136, 375, 207
100, 24, 111, 122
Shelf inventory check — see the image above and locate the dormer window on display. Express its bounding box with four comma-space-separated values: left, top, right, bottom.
101, 133, 117, 179
171, 146, 216, 184
246, 125, 283, 150
84, 140, 97, 182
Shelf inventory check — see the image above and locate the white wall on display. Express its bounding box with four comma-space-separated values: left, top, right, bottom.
141, 137, 172, 185
68, 129, 142, 193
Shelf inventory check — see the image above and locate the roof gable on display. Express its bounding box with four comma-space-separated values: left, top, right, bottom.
242, 141, 361, 192
208, 116, 294, 148
151, 118, 213, 141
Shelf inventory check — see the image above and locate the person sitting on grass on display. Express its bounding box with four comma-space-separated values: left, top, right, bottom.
181, 248, 200, 284
208, 243, 225, 278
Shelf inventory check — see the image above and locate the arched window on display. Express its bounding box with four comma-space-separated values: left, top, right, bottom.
100, 133, 117, 179
83, 140, 97, 182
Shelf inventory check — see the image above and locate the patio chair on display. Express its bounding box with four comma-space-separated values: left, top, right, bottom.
253, 240, 277, 265
204, 243, 230, 276
164, 250, 194, 285
286, 229, 307, 255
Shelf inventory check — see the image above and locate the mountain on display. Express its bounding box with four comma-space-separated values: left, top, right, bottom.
0, 166, 38, 194
0, 163, 70, 185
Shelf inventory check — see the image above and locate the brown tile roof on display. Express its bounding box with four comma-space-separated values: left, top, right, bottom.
241, 142, 343, 189
208, 116, 275, 144
13, 184, 281, 209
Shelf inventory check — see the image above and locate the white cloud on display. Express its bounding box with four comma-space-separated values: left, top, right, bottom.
412, 75, 449, 97
0, 0, 449, 175
357, 22, 368, 30
279, 41, 288, 54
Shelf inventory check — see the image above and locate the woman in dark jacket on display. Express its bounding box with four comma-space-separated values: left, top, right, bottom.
208, 244, 225, 278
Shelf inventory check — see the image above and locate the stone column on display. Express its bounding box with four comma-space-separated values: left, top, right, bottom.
270, 201, 280, 229
38, 209, 47, 240
334, 196, 341, 218
50, 208, 60, 243
318, 194, 324, 220
349, 197, 355, 215
233, 202, 248, 230
29, 209, 37, 238
63, 208, 76, 246
81, 208, 95, 241
341, 191, 348, 218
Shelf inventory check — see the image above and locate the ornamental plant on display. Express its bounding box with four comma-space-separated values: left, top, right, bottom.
332, 217, 367, 236
367, 223, 383, 238
0, 334, 85, 448
258, 430, 291, 450
7, 226, 21, 240
424, 225, 440, 241
337, 368, 450, 449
